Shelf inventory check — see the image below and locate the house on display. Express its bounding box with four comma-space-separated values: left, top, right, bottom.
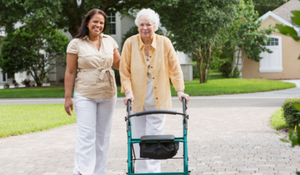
241, 0, 300, 79
0, 12, 192, 86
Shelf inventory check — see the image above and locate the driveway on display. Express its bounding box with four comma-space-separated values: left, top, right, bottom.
0, 82, 300, 174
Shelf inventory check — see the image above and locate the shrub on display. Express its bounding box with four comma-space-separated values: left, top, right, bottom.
22, 79, 31, 87
219, 61, 232, 78
4, 83, 9, 89
12, 79, 19, 88
282, 98, 300, 128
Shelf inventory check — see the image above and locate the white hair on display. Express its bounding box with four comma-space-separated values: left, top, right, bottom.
134, 8, 160, 31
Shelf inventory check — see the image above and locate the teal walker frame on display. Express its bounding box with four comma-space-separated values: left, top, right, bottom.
125, 98, 190, 175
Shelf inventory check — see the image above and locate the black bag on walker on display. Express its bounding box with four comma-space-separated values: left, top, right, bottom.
139, 135, 179, 159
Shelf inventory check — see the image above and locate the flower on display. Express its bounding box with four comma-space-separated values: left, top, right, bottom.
241, 19, 242, 21
246, 20, 248, 22
240, 15, 242, 18
223, 45, 225, 47
243, 37, 245, 40
223, 61, 225, 63
218, 50, 221, 52
233, 18, 235, 20
210, 50, 212, 52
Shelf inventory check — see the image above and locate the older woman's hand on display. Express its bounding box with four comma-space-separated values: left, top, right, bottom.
123, 90, 134, 106
177, 90, 189, 104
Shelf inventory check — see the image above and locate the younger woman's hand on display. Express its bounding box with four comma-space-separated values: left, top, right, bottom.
64, 98, 74, 116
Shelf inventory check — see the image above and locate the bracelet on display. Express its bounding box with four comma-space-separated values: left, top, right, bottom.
177, 89, 184, 92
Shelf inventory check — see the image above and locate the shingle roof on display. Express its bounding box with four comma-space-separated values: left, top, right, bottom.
273, 0, 300, 24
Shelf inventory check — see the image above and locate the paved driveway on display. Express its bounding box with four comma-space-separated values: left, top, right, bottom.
1, 84, 300, 174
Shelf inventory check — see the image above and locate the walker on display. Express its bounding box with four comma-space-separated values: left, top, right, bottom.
125, 98, 190, 175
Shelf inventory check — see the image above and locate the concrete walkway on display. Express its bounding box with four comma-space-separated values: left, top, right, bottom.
1, 80, 300, 174
1, 106, 300, 174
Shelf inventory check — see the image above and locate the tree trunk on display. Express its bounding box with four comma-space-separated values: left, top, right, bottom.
196, 54, 203, 84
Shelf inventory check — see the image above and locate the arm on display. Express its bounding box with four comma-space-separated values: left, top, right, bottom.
166, 38, 190, 104
120, 39, 134, 106
64, 53, 78, 116
112, 48, 121, 70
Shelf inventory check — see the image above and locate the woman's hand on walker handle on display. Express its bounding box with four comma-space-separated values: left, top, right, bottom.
177, 90, 189, 104
123, 90, 134, 106
64, 97, 74, 116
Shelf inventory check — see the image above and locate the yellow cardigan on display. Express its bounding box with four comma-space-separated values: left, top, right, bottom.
120, 34, 185, 112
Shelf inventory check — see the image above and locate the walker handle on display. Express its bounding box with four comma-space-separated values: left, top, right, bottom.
182, 97, 187, 115
127, 99, 131, 115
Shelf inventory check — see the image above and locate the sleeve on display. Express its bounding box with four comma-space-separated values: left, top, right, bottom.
66, 39, 79, 55
166, 37, 185, 91
112, 37, 119, 50
120, 38, 132, 93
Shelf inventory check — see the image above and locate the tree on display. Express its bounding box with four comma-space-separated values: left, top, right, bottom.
276, 8, 300, 58
245, 0, 289, 16
0, 24, 69, 86
0, 0, 156, 37
221, 0, 274, 77
151, 0, 239, 83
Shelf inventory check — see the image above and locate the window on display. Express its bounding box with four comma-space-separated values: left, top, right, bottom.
266, 38, 279, 46
107, 13, 116, 35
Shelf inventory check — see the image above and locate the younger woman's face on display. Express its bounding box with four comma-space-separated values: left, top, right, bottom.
88, 13, 105, 37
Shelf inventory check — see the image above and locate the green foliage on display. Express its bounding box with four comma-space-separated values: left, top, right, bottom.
0, 0, 159, 37
0, 25, 69, 86
3, 83, 9, 89
150, 0, 239, 84
282, 98, 300, 127
276, 4, 300, 59
270, 108, 289, 130
218, 59, 239, 78
245, 0, 289, 16
221, 0, 274, 76
21, 79, 31, 87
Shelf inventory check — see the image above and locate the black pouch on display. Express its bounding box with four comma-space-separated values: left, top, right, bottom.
139, 135, 179, 159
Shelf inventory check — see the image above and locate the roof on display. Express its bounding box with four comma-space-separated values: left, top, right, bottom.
273, 0, 300, 24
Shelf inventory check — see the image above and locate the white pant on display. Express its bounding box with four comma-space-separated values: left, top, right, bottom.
72, 91, 117, 175
131, 105, 166, 173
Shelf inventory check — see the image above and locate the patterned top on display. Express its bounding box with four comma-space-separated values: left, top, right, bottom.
120, 34, 184, 112
67, 33, 118, 99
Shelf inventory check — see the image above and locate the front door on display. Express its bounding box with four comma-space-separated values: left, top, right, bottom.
259, 35, 282, 72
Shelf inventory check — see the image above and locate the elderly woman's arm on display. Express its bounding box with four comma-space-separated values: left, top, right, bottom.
166, 38, 190, 104
120, 39, 134, 106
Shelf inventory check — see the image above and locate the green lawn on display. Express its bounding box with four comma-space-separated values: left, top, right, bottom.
170, 78, 296, 96
0, 104, 76, 138
0, 76, 296, 98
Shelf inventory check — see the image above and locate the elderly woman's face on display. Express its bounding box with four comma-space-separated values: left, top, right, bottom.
138, 16, 155, 39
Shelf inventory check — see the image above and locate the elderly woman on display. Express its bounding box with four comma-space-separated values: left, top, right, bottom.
120, 8, 190, 173
64, 9, 121, 175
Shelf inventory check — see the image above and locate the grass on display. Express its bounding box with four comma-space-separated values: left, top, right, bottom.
270, 108, 289, 130
0, 73, 296, 98
0, 86, 65, 98
170, 78, 296, 96
0, 104, 76, 138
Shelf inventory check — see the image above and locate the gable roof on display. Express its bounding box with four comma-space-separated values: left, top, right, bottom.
258, 11, 295, 28
273, 0, 300, 24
